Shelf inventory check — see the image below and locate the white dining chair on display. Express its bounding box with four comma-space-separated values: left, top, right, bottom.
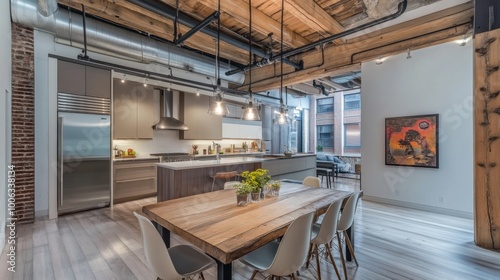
133, 212, 216, 280
302, 176, 321, 188
239, 211, 315, 280
306, 199, 343, 280
337, 191, 362, 280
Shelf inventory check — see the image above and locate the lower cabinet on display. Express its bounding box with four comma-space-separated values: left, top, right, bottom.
113, 159, 158, 203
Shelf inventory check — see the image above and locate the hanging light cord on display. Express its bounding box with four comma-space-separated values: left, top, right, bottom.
248, 0, 253, 98
216, 0, 221, 89
279, 0, 285, 107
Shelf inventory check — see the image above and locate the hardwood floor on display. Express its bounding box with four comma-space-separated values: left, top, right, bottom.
2, 178, 499, 280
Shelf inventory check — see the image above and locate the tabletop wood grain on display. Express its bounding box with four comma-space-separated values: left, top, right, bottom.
142, 183, 352, 264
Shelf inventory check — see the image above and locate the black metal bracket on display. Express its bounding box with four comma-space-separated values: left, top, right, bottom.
175, 11, 219, 46
77, 4, 90, 61
474, 0, 499, 34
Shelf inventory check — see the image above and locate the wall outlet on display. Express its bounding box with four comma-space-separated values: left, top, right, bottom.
438, 196, 444, 203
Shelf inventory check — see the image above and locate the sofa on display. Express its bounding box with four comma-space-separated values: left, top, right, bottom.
316, 153, 351, 173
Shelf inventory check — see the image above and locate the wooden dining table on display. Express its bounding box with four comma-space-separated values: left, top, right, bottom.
142, 183, 353, 280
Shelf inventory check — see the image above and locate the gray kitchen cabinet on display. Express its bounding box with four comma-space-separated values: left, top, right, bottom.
137, 90, 155, 139
113, 79, 154, 139
113, 158, 158, 203
57, 60, 86, 96
85, 66, 111, 98
57, 60, 111, 98
179, 92, 222, 140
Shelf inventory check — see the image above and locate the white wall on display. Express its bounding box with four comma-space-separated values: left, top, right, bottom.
361, 41, 473, 217
0, 0, 12, 251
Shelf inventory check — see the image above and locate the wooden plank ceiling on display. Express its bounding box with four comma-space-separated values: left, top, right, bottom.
57, 0, 473, 94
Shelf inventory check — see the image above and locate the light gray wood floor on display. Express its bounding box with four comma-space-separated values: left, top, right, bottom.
2, 178, 499, 280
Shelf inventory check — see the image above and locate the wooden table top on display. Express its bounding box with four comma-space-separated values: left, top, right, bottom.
143, 183, 352, 264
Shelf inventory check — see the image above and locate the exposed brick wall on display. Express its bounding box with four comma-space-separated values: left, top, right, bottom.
11, 23, 35, 224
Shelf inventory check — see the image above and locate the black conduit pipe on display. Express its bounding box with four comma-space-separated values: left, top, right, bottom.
127, 0, 302, 70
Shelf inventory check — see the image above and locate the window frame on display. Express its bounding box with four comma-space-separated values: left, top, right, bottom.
317, 124, 334, 148
316, 97, 334, 113
344, 93, 361, 110
343, 122, 361, 148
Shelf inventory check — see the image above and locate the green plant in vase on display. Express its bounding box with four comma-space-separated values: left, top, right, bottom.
240, 169, 271, 201
268, 180, 281, 196
235, 183, 252, 206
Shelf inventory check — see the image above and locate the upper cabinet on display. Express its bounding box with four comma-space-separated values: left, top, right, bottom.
57, 60, 111, 98
113, 79, 155, 139
222, 118, 262, 139
179, 92, 222, 140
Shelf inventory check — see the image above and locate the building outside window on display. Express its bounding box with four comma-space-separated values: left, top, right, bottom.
317, 125, 333, 148
344, 123, 361, 148
344, 93, 361, 110
317, 97, 334, 113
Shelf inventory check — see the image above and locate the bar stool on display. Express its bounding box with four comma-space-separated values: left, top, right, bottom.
211, 171, 239, 191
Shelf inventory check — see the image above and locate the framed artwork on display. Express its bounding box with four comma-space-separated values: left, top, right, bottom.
385, 114, 439, 168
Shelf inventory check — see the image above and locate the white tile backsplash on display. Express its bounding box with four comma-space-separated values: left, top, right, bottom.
113, 129, 259, 156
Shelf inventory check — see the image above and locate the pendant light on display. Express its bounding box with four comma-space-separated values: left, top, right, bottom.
273, 0, 290, 126
242, 0, 260, 120
208, 0, 229, 116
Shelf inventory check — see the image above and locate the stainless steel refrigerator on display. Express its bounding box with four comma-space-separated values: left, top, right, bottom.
57, 93, 111, 215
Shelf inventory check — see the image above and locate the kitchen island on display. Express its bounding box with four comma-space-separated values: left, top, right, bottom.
156, 154, 316, 202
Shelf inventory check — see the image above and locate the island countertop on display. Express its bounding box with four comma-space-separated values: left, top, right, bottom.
156, 156, 265, 170
156, 154, 316, 201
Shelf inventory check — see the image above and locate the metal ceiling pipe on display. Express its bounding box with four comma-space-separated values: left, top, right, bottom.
277, 0, 407, 59
227, 0, 408, 76
10, 0, 245, 85
127, 0, 302, 70
37, 0, 57, 17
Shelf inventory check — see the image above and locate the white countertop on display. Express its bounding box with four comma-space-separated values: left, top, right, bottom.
192, 151, 265, 158
113, 156, 160, 162
157, 156, 265, 170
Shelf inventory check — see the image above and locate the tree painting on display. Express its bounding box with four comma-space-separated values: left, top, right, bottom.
385, 114, 439, 168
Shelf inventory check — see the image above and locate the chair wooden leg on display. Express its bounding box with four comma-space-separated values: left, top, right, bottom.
291, 273, 297, 280
250, 270, 258, 280
314, 244, 322, 280
200, 271, 206, 280
325, 243, 342, 280
306, 243, 313, 268
337, 233, 349, 280
343, 230, 359, 266
211, 177, 216, 192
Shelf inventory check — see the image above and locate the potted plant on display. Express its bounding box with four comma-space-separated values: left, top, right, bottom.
240, 169, 271, 201
235, 183, 252, 206
268, 180, 281, 196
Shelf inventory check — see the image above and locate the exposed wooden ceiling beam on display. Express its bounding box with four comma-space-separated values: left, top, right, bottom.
58, 0, 249, 63
240, 3, 473, 92
273, 0, 345, 43
160, 0, 310, 49
289, 83, 321, 95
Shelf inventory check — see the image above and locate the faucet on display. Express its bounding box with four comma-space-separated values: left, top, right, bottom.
213, 142, 221, 162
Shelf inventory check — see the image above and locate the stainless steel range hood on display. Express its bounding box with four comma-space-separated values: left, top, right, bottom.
152, 90, 189, 130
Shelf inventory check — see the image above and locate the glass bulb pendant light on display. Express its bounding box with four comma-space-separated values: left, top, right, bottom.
208, 0, 229, 116
241, 0, 260, 121
273, 0, 289, 126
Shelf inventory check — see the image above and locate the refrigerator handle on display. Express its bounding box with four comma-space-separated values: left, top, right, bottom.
58, 116, 64, 207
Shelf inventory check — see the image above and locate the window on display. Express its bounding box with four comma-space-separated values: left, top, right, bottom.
344, 93, 360, 110
317, 97, 334, 113
344, 123, 361, 148
317, 125, 333, 148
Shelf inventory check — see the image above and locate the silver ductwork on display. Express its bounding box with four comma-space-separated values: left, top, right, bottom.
152, 90, 189, 131
37, 0, 57, 17
10, 0, 245, 85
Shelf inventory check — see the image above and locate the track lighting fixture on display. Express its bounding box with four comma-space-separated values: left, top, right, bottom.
121, 74, 127, 83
